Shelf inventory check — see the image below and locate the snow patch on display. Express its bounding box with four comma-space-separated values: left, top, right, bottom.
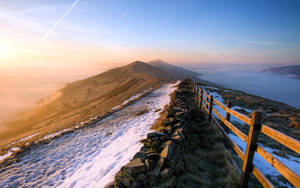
19, 133, 39, 142
200, 87, 299, 186
0, 147, 20, 162
0, 81, 180, 188
40, 128, 72, 140
111, 88, 153, 111
57, 82, 179, 188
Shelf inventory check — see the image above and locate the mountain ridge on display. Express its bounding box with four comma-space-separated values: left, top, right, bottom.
0, 60, 199, 152
263, 64, 300, 79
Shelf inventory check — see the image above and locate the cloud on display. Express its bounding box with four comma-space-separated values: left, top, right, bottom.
250, 41, 300, 46
40, 0, 80, 42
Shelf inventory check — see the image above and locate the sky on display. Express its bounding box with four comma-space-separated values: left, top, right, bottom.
0, 0, 299, 123
0, 0, 300, 71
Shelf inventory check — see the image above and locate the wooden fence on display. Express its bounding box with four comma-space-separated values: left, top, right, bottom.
193, 83, 300, 188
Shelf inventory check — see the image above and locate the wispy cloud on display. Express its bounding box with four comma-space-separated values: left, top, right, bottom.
40, 0, 80, 42
250, 41, 300, 46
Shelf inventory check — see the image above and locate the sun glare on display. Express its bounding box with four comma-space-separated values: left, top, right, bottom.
0, 43, 11, 59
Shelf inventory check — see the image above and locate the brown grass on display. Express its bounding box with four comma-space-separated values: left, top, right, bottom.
175, 114, 239, 188
0, 62, 173, 155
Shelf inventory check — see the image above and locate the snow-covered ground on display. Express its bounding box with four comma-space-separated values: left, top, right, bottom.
201, 87, 299, 187
0, 81, 179, 188
111, 88, 152, 111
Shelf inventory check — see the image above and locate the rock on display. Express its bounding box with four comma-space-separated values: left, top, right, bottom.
161, 141, 176, 160
168, 117, 175, 123
173, 123, 182, 129
171, 134, 184, 144
145, 159, 156, 170
137, 173, 146, 181
175, 111, 185, 119
147, 132, 166, 139
115, 171, 132, 187
147, 164, 161, 178
174, 107, 182, 111
140, 138, 148, 144
122, 158, 145, 174
104, 181, 114, 188
160, 135, 170, 142
133, 152, 146, 161
160, 168, 173, 179
174, 127, 184, 135
146, 153, 160, 160
162, 126, 172, 134
160, 176, 176, 187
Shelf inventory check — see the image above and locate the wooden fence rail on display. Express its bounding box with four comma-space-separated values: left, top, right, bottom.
193, 84, 300, 188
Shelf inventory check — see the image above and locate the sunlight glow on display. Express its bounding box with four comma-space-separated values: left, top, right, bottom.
0, 43, 11, 59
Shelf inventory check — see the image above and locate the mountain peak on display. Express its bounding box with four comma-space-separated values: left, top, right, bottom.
148, 59, 166, 64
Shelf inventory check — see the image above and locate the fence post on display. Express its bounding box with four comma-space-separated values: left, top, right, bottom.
208, 95, 214, 122
225, 101, 232, 133
240, 110, 262, 187
226, 101, 231, 121
196, 85, 199, 101
199, 88, 203, 110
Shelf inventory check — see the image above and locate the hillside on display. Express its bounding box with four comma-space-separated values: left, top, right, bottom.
263, 64, 300, 79
0, 61, 198, 153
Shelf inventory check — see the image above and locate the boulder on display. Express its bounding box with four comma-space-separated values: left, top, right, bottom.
162, 126, 172, 134
133, 152, 146, 161
122, 158, 145, 174
147, 164, 161, 178
147, 132, 166, 139
145, 159, 156, 170
171, 134, 185, 144
175, 111, 185, 119
160, 168, 173, 179
161, 141, 176, 160
146, 153, 160, 160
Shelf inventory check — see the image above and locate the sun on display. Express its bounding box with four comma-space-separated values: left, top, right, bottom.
0, 44, 8, 58
0, 43, 12, 59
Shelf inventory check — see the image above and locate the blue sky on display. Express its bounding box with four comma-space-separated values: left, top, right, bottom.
0, 0, 299, 66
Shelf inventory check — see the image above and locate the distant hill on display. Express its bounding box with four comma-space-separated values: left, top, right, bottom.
148, 59, 200, 81
263, 65, 300, 79
0, 60, 200, 149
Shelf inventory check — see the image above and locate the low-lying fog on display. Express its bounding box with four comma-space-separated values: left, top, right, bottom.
0, 66, 112, 125
182, 63, 300, 109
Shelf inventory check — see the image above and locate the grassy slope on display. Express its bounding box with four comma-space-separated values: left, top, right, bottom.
0, 61, 182, 152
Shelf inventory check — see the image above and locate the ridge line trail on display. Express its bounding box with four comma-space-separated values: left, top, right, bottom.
0, 82, 179, 188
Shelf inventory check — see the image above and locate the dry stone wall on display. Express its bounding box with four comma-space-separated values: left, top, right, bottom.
107, 79, 195, 188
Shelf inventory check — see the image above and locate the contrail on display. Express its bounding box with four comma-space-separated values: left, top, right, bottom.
40, 0, 80, 42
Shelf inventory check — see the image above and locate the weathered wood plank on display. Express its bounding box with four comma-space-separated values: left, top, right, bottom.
211, 116, 244, 158
203, 90, 209, 99
199, 88, 203, 111
240, 111, 262, 187
226, 101, 232, 121
256, 146, 300, 187
261, 125, 300, 154
226, 108, 251, 125
211, 115, 274, 188
253, 167, 275, 188
209, 96, 214, 121
214, 99, 227, 111
213, 108, 248, 143
201, 102, 209, 113
203, 97, 209, 108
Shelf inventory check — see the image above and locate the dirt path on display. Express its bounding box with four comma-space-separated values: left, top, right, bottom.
175, 110, 239, 188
